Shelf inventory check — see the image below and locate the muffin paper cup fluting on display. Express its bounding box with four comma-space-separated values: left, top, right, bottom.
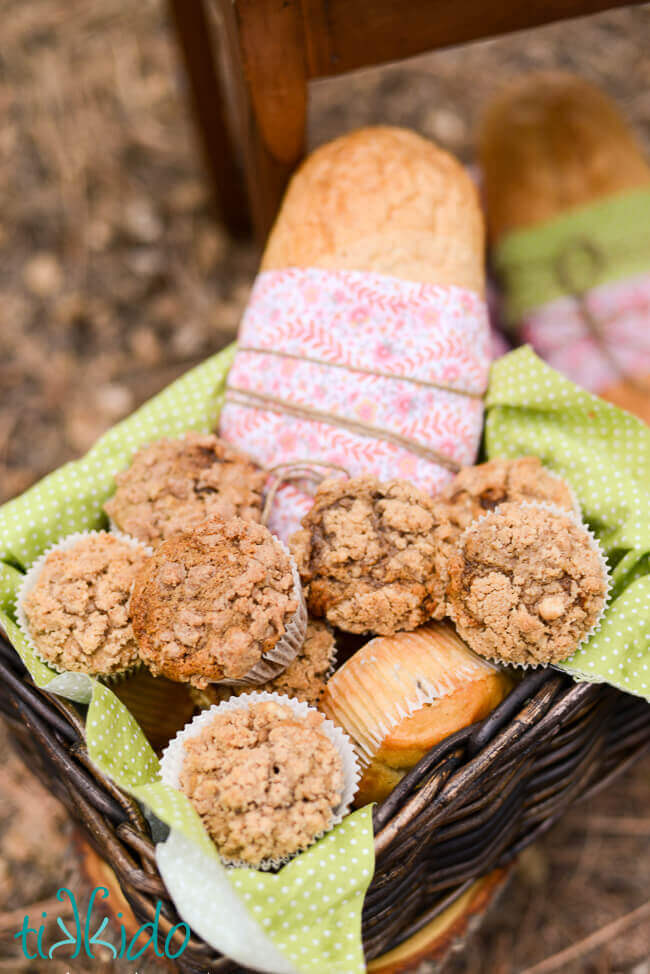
450, 500, 612, 669
188, 624, 338, 709
160, 690, 360, 870
322, 623, 505, 768
16, 529, 152, 680
219, 539, 308, 687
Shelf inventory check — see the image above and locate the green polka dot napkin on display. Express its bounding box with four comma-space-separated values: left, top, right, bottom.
493, 187, 650, 322
0, 343, 374, 974
2, 340, 646, 971
486, 346, 650, 699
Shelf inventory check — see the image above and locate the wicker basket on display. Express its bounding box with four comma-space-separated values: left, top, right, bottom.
1, 629, 648, 973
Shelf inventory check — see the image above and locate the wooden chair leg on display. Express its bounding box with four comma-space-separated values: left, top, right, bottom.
216, 0, 309, 245
167, 0, 251, 237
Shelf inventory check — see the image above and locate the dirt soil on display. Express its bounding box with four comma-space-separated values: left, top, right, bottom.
0, 1, 648, 972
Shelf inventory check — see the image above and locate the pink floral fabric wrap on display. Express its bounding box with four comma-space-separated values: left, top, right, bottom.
219, 268, 490, 540
520, 271, 650, 393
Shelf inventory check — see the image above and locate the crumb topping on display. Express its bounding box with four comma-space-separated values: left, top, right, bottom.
104, 433, 265, 547
179, 700, 344, 865
207, 620, 335, 708
447, 502, 608, 665
22, 534, 147, 676
290, 476, 444, 635
432, 457, 576, 610
131, 517, 299, 687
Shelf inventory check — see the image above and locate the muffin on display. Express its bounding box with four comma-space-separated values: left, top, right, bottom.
161, 694, 359, 867
290, 476, 445, 635
447, 502, 609, 665
194, 619, 336, 709
131, 516, 306, 689
433, 457, 577, 604
104, 432, 265, 548
322, 623, 512, 805
18, 532, 148, 678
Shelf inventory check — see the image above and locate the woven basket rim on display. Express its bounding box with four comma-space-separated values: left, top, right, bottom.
0, 631, 648, 973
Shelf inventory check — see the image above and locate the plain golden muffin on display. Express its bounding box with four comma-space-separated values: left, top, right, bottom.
262, 126, 485, 296
322, 623, 512, 806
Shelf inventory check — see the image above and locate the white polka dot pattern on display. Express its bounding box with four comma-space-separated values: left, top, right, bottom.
156, 811, 373, 974
0, 345, 236, 570
0, 345, 236, 696
0, 342, 374, 974
486, 346, 650, 699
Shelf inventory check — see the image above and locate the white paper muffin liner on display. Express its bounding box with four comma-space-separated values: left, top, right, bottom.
190, 622, 338, 709
16, 530, 152, 681
160, 690, 360, 870
322, 623, 505, 768
218, 538, 308, 687
448, 500, 612, 670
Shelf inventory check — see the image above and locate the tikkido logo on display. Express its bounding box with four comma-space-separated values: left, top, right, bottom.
14, 886, 190, 961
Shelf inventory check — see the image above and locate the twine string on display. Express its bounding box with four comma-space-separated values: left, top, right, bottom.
553, 237, 650, 394
237, 345, 483, 399
226, 386, 462, 474
261, 461, 350, 527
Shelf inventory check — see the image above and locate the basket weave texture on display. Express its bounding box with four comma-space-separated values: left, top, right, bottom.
0, 632, 648, 973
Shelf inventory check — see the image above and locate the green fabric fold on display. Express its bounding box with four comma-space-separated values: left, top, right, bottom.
0, 342, 373, 974
1, 342, 648, 972
486, 346, 650, 698
493, 187, 650, 321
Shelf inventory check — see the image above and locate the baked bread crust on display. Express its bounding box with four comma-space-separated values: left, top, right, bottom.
262, 126, 485, 296
480, 73, 650, 421
479, 71, 650, 243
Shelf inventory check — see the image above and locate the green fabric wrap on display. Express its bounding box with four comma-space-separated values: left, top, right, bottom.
486, 347, 650, 699
493, 187, 650, 322
0, 344, 373, 974
0, 342, 648, 972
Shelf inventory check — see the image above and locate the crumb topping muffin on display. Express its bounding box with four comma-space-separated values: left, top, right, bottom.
104, 433, 265, 548
131, 517, 300, 688
437, 456, 575, 525
257, 620, 335, 705
290, 476, 444, 635
21, 533, 147, 676
178, 699, 344, 866
447, 502, 608, 665
199, 620, 336, 708
433, 457, 577, 606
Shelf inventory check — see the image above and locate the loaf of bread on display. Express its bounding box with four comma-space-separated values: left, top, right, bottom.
219, 127, 490, 539
479, 72, 650, 244
262, 126, 485, 294
479, 73, 650, 421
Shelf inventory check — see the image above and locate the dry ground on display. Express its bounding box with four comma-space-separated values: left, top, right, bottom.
0, 1, 649, 971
